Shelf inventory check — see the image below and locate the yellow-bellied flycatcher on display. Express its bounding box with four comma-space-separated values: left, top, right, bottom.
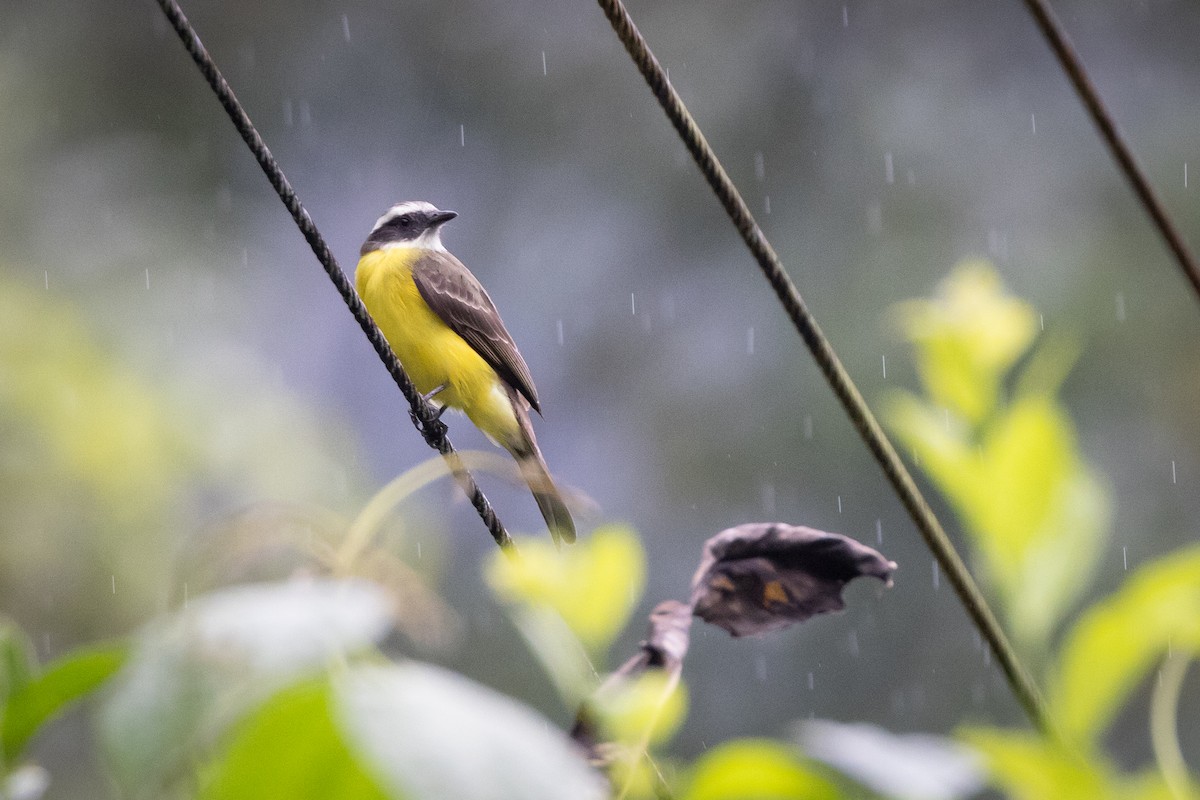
356, 201, 575, 544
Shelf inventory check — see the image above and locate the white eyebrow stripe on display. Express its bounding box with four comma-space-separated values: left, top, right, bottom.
371, 200, 440, 233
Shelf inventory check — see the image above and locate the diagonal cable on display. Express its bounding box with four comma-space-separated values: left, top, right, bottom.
154, 0, 512, 550
594, 0, 1051, 734
1023, 0, 1200, 301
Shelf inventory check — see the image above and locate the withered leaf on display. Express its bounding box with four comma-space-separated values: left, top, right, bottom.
605, 600, 693, 683
690, 522, 896, 637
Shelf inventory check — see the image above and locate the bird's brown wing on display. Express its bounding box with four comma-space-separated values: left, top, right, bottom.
411, 250, 541, 413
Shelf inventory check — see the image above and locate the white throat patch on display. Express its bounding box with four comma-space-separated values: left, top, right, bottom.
373, 227, 445, 252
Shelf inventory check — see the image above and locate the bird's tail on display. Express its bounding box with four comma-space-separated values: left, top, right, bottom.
506, 394, 575, 545
516, 447, 576, 545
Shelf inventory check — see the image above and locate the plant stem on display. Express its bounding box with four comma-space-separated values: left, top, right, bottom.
1149, 649, 1192, 800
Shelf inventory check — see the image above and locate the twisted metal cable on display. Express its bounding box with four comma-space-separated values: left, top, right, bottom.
154, 0, 511, 550
594, 0, 1051, 734
1023, 0, 1200, 301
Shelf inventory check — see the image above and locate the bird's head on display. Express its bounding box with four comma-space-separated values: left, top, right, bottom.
361, 200, 458, 255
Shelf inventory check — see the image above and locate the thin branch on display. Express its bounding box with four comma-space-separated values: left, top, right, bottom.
1023, 0, 1200, 301
152, 0, 512, 550
593, 0, 1052, 735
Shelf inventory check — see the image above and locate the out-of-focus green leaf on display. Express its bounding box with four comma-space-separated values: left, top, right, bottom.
98, 633, 209, 798
972, 397, 1076, 571
593, 673, 689, 800
1051, 545, 1200, 745
0, 278, 192, 629
506, 605, 595, 704
971, 398, 1109, 647
1003, 467, 1108, 650
334, 663, 606, 800
960, 728, 1116, 800
0, 278, 191, 523
1012, 331, 1080, 402
486, 524, 645, 654
886, 392, 977, 511
681, 739, 840, 800
0, 621, 37, 706
795, 719, 983, 800
201, 680, 388, 800
893, 261, 1037, 424
1119, 772, 1200, 800
99, 579, 393, 798
592, 670, 688, 750
2, 643, 126, 761
888, 383, 1109, 651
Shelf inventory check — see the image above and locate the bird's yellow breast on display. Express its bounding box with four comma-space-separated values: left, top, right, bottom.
355, 247, 519, 444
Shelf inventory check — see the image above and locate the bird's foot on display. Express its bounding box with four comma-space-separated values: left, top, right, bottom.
422, 383, 447, 405
411, 384, 449, 443
410, 406, 449, 444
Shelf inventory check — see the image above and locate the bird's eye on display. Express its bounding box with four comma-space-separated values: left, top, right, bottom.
397, 214, 413, 227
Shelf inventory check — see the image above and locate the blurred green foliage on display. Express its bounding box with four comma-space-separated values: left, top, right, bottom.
1050, 545, 1200, 747
199, 679, 390, 800
486, 527, 846, 800
887, 261, 1111, 653
0, 275, 192, 632
4, 260, 1196, 799
680, 740, 841, 800
8, 508, 858, 799
888, 262, 1198, 800
0, 272, 375, 641
6, 578, 605, 800
1, 638, 125, 765
487, 524, 647, 659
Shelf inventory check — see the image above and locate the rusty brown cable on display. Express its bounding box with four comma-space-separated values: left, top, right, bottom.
594, 0, 1052, 735
1023, 0, 1200, 300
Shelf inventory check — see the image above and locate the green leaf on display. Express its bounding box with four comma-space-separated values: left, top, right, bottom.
972, 398, 1109, 647
682, 739, 840, 800
487, 524, 645, 654
201, 680, 389, 800
887, 392, 1110, 651
1003, 467, 1108, 650
334, 663, 605, 800
973, 398, 1076, 566
505, 605, 595, 704
99, 579, 394, 798
885, 392, 977, 499
960, 728, 1118, 800
1051, 545, 1200, 745
1118, 770, 1200, 800
893, 261, 1037, 424
2, 643, 126, 761
592, 670, 688, 750
0, 621, 37, 707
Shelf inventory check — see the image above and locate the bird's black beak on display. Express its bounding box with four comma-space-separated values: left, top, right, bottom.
430, 210, 458, 226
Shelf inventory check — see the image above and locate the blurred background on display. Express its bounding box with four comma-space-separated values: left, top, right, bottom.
2, 0, 1198, 795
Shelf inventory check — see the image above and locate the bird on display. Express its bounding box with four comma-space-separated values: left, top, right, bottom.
355, 200, 576, 544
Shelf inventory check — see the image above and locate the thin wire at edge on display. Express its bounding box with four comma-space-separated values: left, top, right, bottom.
1023, 0, 1200, 302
